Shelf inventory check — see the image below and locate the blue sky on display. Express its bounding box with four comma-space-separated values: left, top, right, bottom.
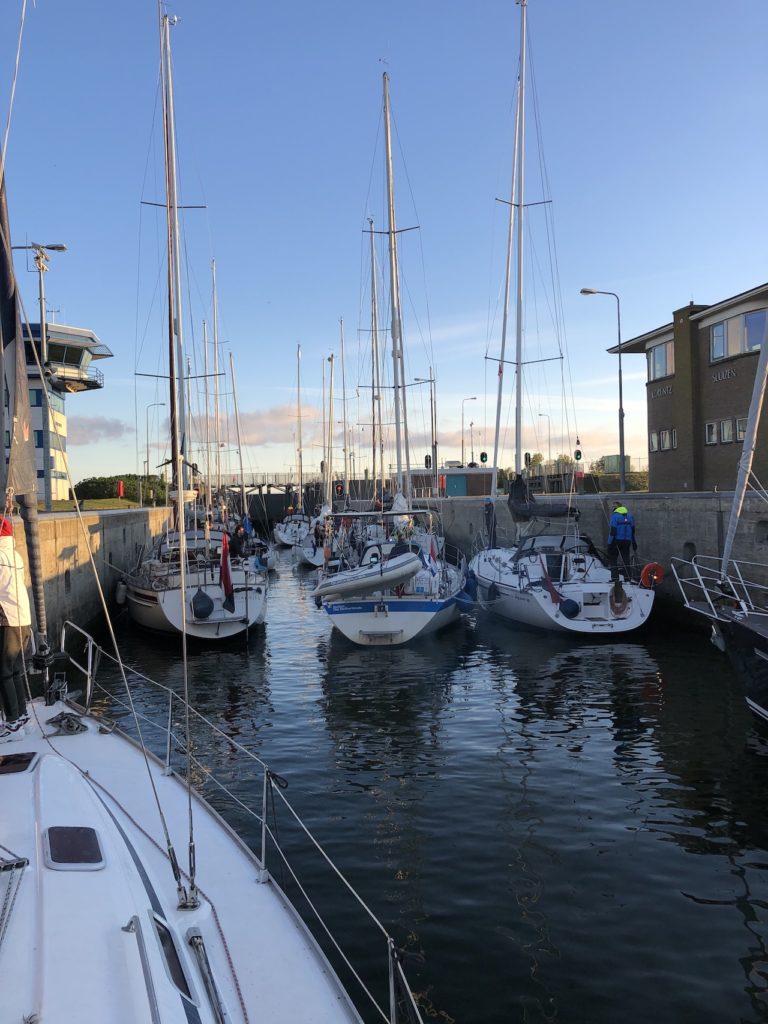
3, 0, 767, 483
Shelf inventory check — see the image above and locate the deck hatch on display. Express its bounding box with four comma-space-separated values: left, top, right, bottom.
43, 826, 104, 870
0, 752, 36, 775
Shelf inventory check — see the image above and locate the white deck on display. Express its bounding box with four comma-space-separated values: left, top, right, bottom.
1, 699, 362, 1023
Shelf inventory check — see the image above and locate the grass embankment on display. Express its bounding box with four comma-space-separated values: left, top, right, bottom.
47, 499, 141, 512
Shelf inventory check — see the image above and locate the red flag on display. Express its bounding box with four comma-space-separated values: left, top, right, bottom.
539, 556, 563, 605
220, 533, 236, 612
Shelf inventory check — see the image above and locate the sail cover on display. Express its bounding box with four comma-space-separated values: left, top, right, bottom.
0, 171, 49, 644
0, 173, 36, 498
507, 473, 576, 520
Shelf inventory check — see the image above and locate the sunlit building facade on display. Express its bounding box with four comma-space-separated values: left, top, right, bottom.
620, 283, 768, 492
5, 323, 113, 505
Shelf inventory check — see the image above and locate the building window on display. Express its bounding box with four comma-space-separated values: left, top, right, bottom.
671, 428, 677, 449
29, 389, 42, 407
34, 430, 43, 449
736, 417, 748, 441
711, 322, 725, 361
711, 309, 767, 362
705, 422, 718, 445
720, 419, 734, 443
746, 310, 766, 352
649, 431, 659, 452
4, 431, 9, 449
648, 341, 674, 382
48, 391, 65, 414
36, 469, 44, 479
660, 430, 672, 450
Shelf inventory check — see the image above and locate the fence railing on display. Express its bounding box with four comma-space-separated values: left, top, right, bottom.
60, 620, 425, 1024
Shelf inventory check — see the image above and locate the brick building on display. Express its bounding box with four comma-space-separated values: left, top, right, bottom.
619, 283, 768, 492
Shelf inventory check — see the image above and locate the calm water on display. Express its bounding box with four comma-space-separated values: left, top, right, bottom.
98, 548, 768, 1024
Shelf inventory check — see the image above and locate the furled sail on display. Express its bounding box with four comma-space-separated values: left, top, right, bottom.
507, 473, 576, 521
0, 171, 49, 653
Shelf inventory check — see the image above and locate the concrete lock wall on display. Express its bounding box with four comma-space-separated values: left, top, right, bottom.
11, 496, 768, 640
11, 507, 171, 641
436, 492, 768, 600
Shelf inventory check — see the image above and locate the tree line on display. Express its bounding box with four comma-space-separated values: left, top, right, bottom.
74, 474, 166, 503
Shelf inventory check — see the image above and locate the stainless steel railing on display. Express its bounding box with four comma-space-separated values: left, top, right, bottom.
59, 620, 424, 1024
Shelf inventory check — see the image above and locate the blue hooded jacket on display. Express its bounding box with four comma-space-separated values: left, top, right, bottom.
608, 505, 635, 544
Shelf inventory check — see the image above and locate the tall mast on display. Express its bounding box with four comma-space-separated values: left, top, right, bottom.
212, 258, 222, 505
721, 333, 768, 573
202, 318, 211, 513
490, 0, 526, 499
339, 317, 349, 499
327, 353, 335, 503
229, 351, 247, 520
369, 218, 383, 504
160, 13, 187, 511
383, 72, 408, 500
513, 0, 527, 478
321, 356, 326, 504
296, 343, 304, 512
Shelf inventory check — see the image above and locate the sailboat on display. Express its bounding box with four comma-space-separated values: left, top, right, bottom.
468, 0, 657, 635
296, 351, 338, 569
273, 344, 311, 547
672, 328, 768, 722
0, 13, 427, 1024
314, 73, 466, 646
123, 17, 267, 640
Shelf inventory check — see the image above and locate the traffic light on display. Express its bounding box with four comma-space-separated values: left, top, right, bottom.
480, 451, 488, 464
524, 452, 531, 468
574, 449, 582, 462
424, 454, 432, 469
334, 481, 344, 497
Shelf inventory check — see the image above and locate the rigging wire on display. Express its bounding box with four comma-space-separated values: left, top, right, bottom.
0, 0, 27, 187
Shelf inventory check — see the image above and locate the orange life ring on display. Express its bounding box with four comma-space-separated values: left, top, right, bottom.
640, 562, 664, 588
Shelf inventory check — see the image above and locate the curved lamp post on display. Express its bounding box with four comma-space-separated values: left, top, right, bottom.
580, 287, 625, 493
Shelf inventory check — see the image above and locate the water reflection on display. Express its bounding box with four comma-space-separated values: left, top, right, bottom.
87, 555, 768, 1024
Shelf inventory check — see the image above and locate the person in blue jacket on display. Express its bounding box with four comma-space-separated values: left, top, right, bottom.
607, 503, 636, 581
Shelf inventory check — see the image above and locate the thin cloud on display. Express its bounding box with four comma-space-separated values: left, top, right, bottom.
68, 417, 135, 445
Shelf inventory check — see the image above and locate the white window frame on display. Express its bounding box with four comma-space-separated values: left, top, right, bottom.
705, 422, 718, 445
736, 417, 748, 441
649, 431, 659, 452
720, 419, 734, 443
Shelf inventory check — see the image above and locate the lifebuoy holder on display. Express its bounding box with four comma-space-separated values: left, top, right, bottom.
640, 562, 664, 588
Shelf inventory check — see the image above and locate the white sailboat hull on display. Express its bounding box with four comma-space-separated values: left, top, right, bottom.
324, 593, 461, 645
273, 519, 310, 547
125, 559, 267, 639
321, 559, 466, 646
2, 699, 361, 1024
470, 547, 655, 634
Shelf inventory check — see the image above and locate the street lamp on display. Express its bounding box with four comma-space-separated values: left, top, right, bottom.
146, 402, 165, 507
12, 242, 67, 512
538, 413, 551, 491
580, 288, 625, 493
461, 396, 477, 466
415, 370, 438, 494
470, 421, 475, 464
